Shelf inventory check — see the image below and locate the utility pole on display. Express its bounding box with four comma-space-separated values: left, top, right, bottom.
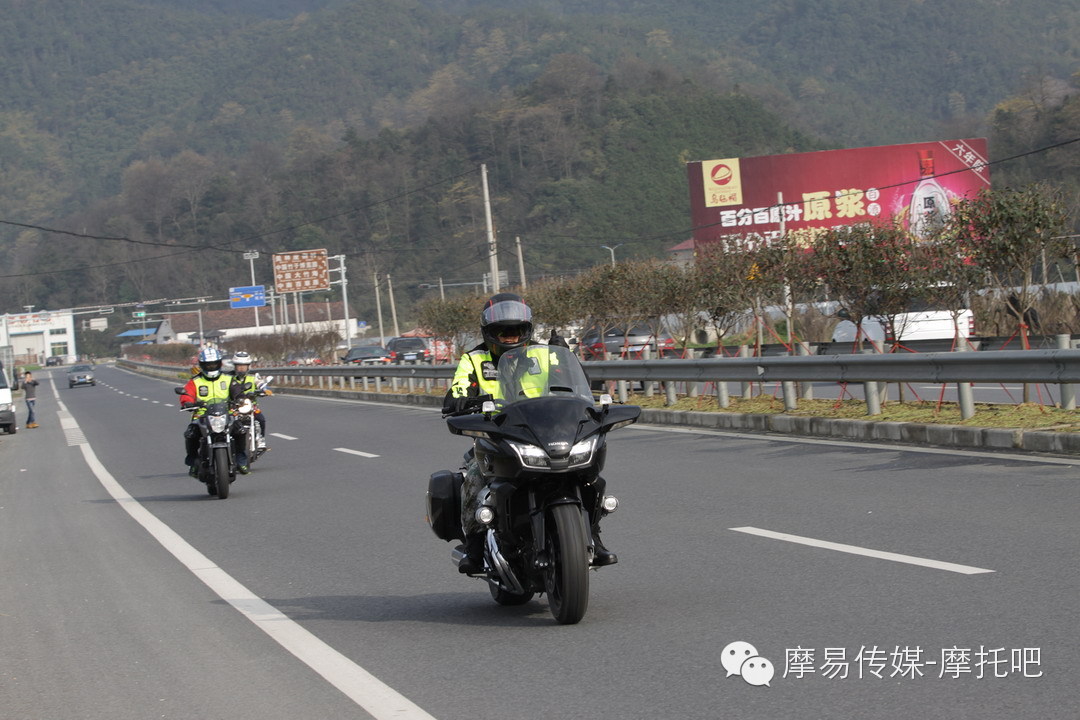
331, 254, 351, 347
482, 163, 500, 292
374, 272, 386, 344
387, 273, 401, 337
244, 251, 261, 329
515, 236, 527, 290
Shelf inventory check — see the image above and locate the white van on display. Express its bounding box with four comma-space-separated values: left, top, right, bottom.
0, 362, 15, 434
832, 303, 975, 345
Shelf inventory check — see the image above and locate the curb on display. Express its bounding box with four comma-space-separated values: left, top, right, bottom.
270, 385, 1080, 457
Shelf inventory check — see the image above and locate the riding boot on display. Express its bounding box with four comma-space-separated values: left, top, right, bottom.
458, 534, 485, 574
591, 523, 617, 566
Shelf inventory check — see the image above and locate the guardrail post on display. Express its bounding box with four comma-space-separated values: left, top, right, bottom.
738, 345, 752, 399
642, 346, 654, 397
782, 381, 798, 411
1059, 334, 1076, 410
716, 377, 730, 408
797, 342, 814, 400
665, 378, 677, 406
860, 349, 882, 415
956, 341, 976, 419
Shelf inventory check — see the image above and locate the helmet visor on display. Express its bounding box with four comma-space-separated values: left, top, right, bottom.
482, 299, 532, 326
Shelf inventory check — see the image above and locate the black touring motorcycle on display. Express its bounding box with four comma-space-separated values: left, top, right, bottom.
427, 345, 640, 624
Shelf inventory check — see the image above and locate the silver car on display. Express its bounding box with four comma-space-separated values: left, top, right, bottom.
579, 324, 678, 359
67, 364, 96, 388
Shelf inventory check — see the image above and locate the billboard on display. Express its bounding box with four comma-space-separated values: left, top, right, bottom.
687, 138, 990, 245
272, 249, 330, 293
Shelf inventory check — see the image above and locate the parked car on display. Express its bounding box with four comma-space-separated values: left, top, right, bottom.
67, 364, 96, 388
386, 337, 432, 364
285, 351, 324, 366
45, 356, 63, 367
578, 324, 678, 359
341, 345, 392, 365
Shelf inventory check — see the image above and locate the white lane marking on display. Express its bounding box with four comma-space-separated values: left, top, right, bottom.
335, 447, 380, 458
55, 394, 435, 719
270, 433, 297, 440
731, 526, 994, 575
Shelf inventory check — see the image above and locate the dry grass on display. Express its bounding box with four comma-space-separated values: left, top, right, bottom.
627, 392, 1080, 430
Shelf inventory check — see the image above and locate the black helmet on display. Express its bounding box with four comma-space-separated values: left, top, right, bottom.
480, 293, 533, 356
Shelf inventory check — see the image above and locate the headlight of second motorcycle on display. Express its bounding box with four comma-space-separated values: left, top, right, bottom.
208, 415, 228, 433
507, 436, 597, 470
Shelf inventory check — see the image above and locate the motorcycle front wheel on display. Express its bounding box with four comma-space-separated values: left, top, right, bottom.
545, 504, 590, 624
213, 446, 231, 499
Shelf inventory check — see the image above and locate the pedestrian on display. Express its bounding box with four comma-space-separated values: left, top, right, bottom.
23, 371, 40, 428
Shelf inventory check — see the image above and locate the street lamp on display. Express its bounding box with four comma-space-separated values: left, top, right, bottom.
601, 244, 622, 267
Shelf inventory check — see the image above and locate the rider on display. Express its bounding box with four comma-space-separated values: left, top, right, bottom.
443, 292, 616, 573
230, 350, 269, 455
180, 347, 235, 478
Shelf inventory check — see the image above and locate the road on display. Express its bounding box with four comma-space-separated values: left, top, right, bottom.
1, 363, 1077, 719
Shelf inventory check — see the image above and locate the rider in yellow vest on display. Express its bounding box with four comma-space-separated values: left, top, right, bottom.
180, 347, 234, 477
442, 293, 616, 573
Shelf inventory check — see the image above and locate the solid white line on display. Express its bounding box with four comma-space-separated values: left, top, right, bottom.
270, 433, 297, 440
62, 400, 435, 718
730, 526, 994, 575
334, 447, 380, 458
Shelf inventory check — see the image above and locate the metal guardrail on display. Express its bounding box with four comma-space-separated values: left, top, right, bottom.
123, 343, 1080, 420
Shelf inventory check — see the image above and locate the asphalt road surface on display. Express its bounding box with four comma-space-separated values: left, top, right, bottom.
2, 363, 1077, 719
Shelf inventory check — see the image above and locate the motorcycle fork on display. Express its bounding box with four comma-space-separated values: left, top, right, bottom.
530, 486, 585, 569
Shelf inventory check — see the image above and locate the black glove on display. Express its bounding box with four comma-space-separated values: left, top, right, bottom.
549, 328, 569, 348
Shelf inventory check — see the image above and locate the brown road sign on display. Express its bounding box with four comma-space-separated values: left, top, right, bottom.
272, 249, 330, 293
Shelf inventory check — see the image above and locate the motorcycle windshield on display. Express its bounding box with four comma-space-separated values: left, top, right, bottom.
497, 345, 594, 404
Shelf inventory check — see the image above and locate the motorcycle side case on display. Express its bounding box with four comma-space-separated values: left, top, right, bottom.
426, 470, 464, 542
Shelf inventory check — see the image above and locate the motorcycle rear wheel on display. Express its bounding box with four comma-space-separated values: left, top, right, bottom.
545, 504, 590, 624
213, 446, 231, 499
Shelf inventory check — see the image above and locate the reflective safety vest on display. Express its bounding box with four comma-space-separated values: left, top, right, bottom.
449, 344, 553, 400
232, 372, 258, 396
192, 375, 233, 404
449, 347, 500, 399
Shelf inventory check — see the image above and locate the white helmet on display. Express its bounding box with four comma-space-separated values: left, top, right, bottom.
233, 351, 252, 369
198, 347, 223, 379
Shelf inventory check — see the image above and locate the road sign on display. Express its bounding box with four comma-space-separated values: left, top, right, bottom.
229, 285, 267, 308
272, 249, 330, 293
133, 311, 146, 318
243, 251, 260, 261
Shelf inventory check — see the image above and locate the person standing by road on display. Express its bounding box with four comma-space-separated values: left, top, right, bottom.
23, 371, 40, 429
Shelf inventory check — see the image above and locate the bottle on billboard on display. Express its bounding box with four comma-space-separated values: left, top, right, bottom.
908, 150, 950, 238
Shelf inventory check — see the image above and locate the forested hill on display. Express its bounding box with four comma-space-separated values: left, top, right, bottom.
0, 0, 1077, 319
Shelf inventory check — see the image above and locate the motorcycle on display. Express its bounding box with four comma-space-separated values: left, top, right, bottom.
426, 344, 640, 624
232, 376, 273, 470
175, 387, 237, 499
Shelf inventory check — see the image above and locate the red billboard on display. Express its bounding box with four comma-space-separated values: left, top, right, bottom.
687, 138, 990, 245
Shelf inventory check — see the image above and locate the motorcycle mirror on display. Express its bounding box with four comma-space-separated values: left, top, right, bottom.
173, 386, 185, 395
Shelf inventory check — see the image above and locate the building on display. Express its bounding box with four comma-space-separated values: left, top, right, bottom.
0, 310, 78, 365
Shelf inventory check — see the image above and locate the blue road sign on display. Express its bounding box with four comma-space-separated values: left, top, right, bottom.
230, 285, 266, 308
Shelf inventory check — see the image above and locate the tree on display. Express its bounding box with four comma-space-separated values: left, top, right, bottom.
948, 183, 1071, 346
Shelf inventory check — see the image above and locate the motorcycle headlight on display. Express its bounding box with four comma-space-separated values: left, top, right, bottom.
208, 415, 227, 433
507, 440, 551, 469
567, 436, 598, 468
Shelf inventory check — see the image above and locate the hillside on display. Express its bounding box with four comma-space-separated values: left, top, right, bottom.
0, 0, 1077, 322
